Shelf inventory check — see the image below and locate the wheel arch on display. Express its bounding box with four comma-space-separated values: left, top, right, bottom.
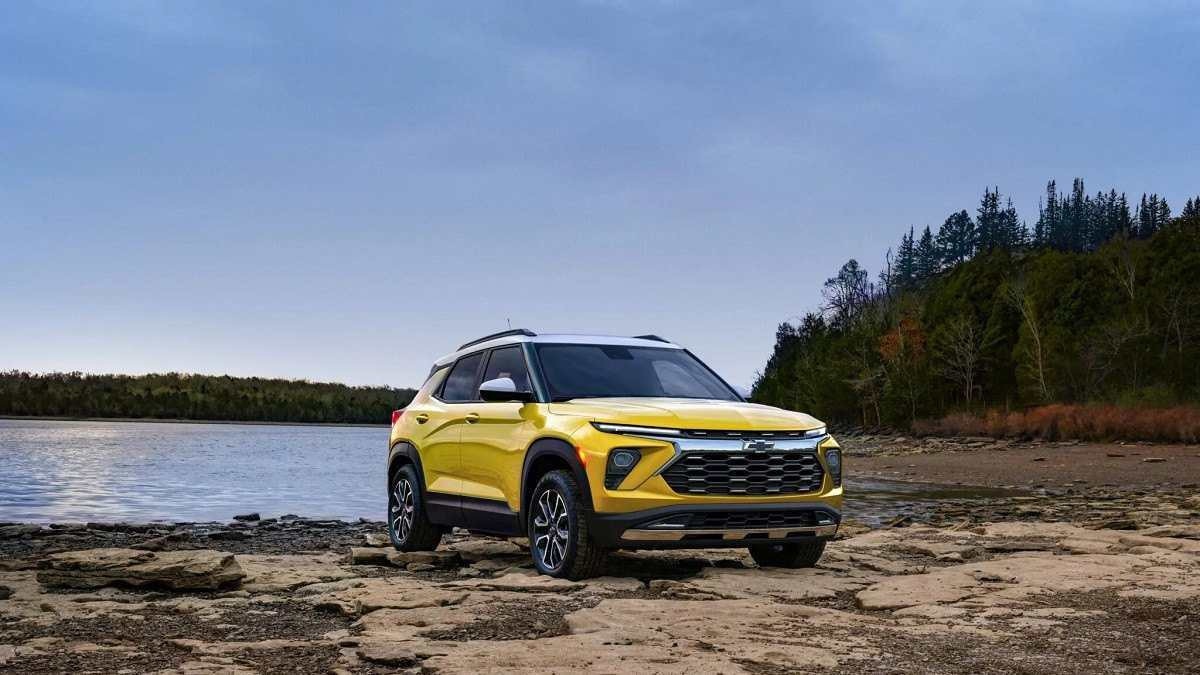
388, 440, 426, 491
520, 437, 592, 527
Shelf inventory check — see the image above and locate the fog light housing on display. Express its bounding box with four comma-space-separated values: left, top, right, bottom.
605, 449, 642, 489
825, 448, 842, 487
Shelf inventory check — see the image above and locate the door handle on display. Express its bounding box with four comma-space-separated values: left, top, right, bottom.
414, 413, 429, 424
465, 413, 479, 424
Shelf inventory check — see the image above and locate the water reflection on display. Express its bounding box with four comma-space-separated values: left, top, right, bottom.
844, 477, 1024, 526
0, 419, 388, 523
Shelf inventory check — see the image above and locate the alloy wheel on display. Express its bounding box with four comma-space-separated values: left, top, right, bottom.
532, 488, 570, 570
390, 476, 415, 544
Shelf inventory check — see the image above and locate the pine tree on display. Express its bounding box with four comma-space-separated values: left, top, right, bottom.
1087, 189, 1119, 249
915, 226, 939, 283
1035, 180, 1059, 248
936, 210, 976, 266
1034, 198, 1047, 247
1136, 194, 1172, 238
1063, 178, 1087, 251
999, 197, 1025, 249
1091, 189, 1132, 246
1115, 192, 1132, 237
1182, 197, 1200, 219
976, 187, 1002, 252
893, 227, 917, 289
1156, 195, 1172, 226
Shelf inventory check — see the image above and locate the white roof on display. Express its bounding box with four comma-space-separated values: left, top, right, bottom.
433, 333, 682, 367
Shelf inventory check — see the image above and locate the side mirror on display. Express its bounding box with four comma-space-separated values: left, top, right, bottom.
478, 377, 535, 403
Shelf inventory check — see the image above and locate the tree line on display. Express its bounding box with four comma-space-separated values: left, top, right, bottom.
752, 179, 1200, 430
0, 371, 416, 425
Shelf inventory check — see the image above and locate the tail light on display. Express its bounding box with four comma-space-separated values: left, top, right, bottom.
391, 409, 405, 426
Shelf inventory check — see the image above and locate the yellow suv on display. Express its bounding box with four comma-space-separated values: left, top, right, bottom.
388, 330, 842, 579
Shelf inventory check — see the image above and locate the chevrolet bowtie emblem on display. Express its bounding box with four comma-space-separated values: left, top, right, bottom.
743, 439, 775, 452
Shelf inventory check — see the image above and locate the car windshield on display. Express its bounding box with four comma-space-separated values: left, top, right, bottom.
534, 343, 739, 402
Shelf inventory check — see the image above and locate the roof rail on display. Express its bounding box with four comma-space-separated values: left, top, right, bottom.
458, 328, 537, 351
633, 334, 669, 343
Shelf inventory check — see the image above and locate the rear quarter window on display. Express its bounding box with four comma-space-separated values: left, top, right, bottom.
440, 352, 484, 402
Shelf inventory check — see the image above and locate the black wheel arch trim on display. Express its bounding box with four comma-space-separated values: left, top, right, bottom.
520, 437, 593, 527
388, 440, 427, 492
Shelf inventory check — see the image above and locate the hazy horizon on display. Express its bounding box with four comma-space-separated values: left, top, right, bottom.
3, 2, 1198, 389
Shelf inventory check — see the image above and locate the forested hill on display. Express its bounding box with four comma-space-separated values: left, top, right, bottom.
753, 179, 1200, 431
0, 371, 417, 425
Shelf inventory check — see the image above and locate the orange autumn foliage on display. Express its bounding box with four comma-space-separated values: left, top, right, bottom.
913, 404, 1200, 443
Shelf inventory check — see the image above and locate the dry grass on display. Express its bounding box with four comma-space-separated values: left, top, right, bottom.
913, 404, 1200, 443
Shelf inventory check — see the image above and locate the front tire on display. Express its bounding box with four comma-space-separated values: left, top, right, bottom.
528, 470, 607, 580
388, 464, 443, 551
749, 540, 827, 568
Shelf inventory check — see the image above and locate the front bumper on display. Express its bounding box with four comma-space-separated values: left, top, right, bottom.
575, 425, 844, 535
590, 502, 841, 549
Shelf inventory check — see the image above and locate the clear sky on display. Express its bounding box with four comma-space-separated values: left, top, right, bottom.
2, 2, 1197, 389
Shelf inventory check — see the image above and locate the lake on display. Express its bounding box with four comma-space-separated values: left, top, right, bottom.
0, 419, 1011, 525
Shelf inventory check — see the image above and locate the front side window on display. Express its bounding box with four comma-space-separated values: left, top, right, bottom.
481, 347, 531, 393
534, 344, 738, 402
441, 352, 484, 402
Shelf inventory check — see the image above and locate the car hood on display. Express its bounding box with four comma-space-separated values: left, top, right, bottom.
547, 397, 823, 431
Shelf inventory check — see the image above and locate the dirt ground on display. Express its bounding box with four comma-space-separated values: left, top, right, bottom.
843, 435, 1200, 488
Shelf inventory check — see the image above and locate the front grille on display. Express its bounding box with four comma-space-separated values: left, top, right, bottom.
661, 450, 825, 495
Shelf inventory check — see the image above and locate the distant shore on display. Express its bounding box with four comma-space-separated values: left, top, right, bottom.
0, 415, 389, 429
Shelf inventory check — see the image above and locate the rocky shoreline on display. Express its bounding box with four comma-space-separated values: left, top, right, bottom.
2, 439, 1198, 674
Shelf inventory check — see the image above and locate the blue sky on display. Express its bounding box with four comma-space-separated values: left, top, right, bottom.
2, 1, 1197, 389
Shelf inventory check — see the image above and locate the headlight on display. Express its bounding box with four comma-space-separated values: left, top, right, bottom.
804, 426, 827, 438
605, 449, 642, 489
825, 448, 842, 487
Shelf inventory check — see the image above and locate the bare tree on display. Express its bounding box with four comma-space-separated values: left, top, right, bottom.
1005, 278, 1050, 401
1159, 283, 1195, 358
1082, 318, 1149, 397
1102, 238, 1137, 302
822, 259, 873, 329
934, 315, 985, 405
846, 350, 884, 427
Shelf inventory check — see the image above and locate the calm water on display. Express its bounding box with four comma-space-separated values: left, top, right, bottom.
0, 419, 1014, 524
0, 419, 389, 523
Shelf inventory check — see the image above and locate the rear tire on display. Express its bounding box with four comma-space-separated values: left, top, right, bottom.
749, 540, 826, 568
388, 464, 443, 551
528, 470, 607, 580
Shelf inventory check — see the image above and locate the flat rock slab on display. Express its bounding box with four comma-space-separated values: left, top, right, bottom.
443, 570, 581, 593
386, 550, 461, 568
348, 547, 391, 566
442, 538, 523, 562
356, 641, 420, 667
36, 548, 244, 591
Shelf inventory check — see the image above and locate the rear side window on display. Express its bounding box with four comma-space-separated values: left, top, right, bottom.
481, 347, 531, 393
441, 353, 484, 402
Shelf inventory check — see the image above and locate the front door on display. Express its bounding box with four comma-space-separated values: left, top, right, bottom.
458, 346, 539, 514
